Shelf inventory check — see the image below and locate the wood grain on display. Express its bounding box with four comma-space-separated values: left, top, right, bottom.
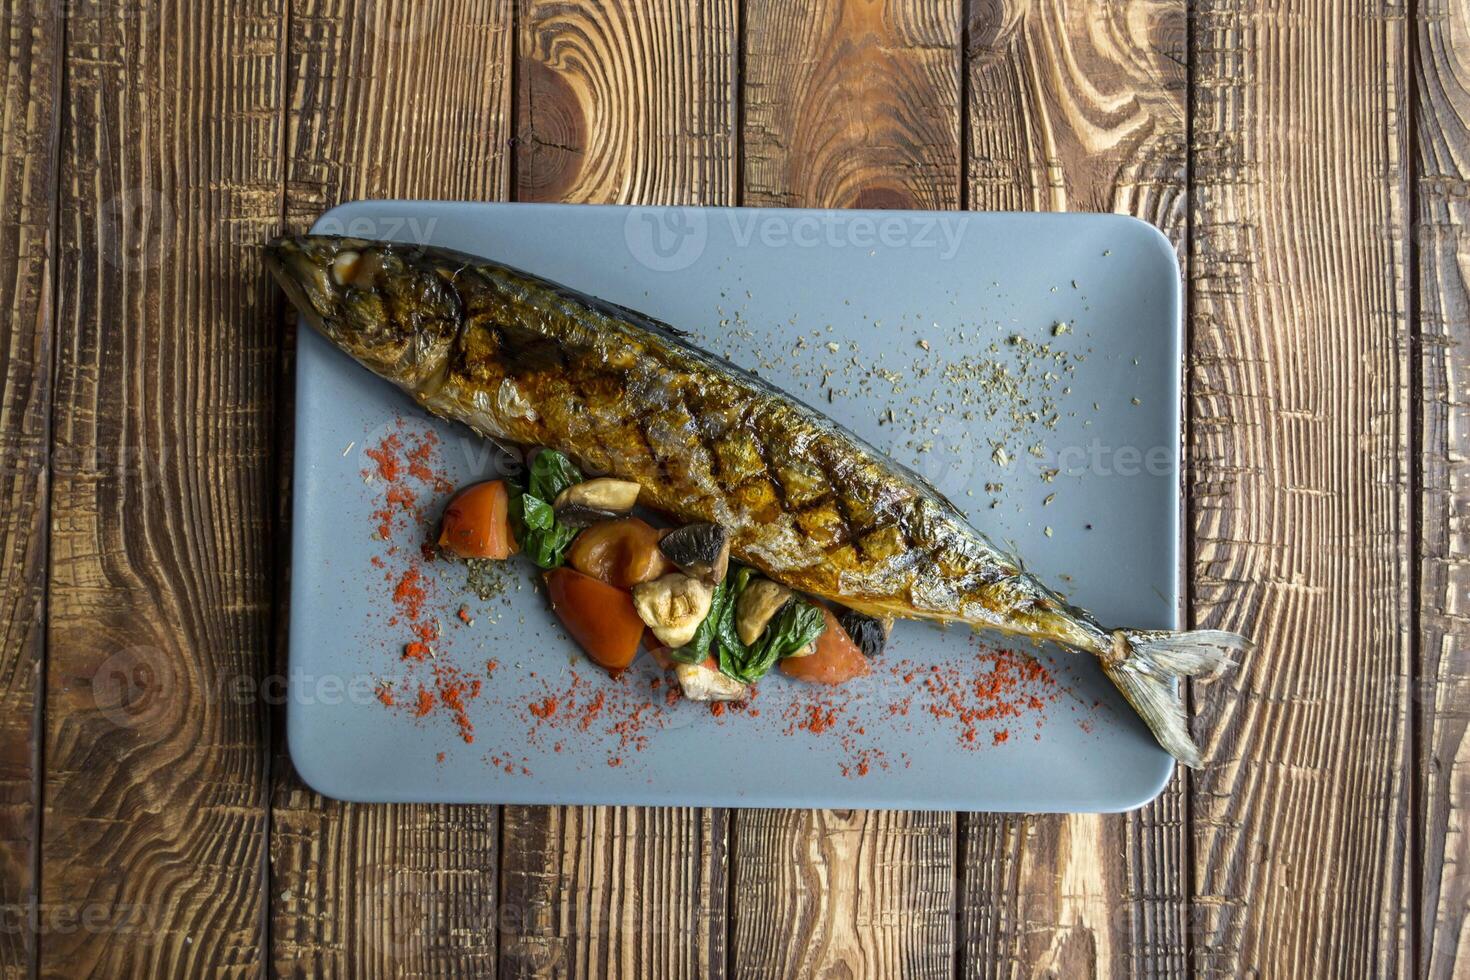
958, 0, 1189, 974
1189, 0, 1412, 975
268, 1, 512, 975
1416, 0, 1470, 974
515, 0, 736, 204
743, 0, 961, 210
43, 1, 283, 974
966, 0, 1185, 221
498, 806, 729, 978
0, 1, 61, 975
731, 3, 960, 978
501, 3, 737, 976
731, 810, 953, 980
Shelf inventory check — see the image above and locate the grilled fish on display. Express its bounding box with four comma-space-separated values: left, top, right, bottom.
267, 234, 1248, 767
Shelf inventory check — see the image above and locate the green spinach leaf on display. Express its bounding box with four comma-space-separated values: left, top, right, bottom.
760, 600, 826, 661
669, 577, 730, 665
521, 494, 556, 531
527, 449, 582, 502
712, 568, 827, 684
511, 449, 584, 568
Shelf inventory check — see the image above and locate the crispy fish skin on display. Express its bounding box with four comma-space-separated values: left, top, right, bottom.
267, 234, 1248, 766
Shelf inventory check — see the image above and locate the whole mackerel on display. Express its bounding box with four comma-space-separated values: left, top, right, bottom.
267, 234, 1248, 767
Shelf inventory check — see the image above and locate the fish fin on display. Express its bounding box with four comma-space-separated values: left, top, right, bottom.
1100, 629, 1250, 769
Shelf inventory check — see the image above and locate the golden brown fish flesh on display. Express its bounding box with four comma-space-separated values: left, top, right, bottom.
266, 234, 1249, 767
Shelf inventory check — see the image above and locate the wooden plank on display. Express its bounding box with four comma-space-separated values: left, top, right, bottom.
1189, 0, 1412, 975
742, 0, 960, 209
499, 2, 737, 976
267, 1, 512, 975
42, 1, 283, 974
0, 1, 61, 975
496, 2, 735, 977
1416, 0, 1470, 974
513, 0, 735, 206
731, 809, 954, 979
499, 807, 729, 978
730, 3, 960, 978
958, 0, 1189, 975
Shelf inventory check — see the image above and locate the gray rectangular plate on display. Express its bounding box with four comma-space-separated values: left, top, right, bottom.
288, 201, 1181, 811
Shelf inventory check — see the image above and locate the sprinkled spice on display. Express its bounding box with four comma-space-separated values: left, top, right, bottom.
767, 641, 1064, 777
392, 567, 427, 623
362, 421, 491, 747
434, 665, 480, 744
464, 557, 513, 601
365, 434, 402, 482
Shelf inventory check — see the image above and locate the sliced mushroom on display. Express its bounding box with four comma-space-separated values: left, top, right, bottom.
553, 478, 642, 524
838, 609, 891, 658
631, 573, 715, 648
658, 523, 731, 583
735, 578, 792, 646
674, 662, 747, 702
554, 503, 623, 529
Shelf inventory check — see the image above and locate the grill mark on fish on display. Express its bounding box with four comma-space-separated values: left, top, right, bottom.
624, 369, 681, 498
746, 423, 791, 515
669, 387, 725, 507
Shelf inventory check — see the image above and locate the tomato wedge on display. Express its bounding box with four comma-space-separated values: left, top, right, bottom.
437, 479, 517, 559
545, 567, 643, 675
779, 607, 870, 685
567, 517, 672, 588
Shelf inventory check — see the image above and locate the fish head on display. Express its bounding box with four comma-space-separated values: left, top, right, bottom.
265, 234, 461, 390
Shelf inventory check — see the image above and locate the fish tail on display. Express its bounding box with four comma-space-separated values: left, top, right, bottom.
1098, 629, 1249, 768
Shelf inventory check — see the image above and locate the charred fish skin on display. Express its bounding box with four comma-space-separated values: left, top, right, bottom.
267, 234, 1249, 767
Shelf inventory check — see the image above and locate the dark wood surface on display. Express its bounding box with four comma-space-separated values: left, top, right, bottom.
0, 0, 1455, 976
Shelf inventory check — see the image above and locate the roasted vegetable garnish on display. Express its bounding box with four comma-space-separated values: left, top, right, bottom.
513, 449, 584, 568
554, 477, 641, 524
781, 607, 870, 686
632, 573, 715, 648
658, 522, 731, 583
734, 578, 792, 646
544, 567, 643, 675
438, 480, 517, 559
567, 517, 671, 589
268, 234, 1251, 766
720, 594, 826, 685
837, 609, 891, 659
674, 662, 746, 702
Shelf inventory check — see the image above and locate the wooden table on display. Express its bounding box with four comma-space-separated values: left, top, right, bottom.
0, 0, 1457, 975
